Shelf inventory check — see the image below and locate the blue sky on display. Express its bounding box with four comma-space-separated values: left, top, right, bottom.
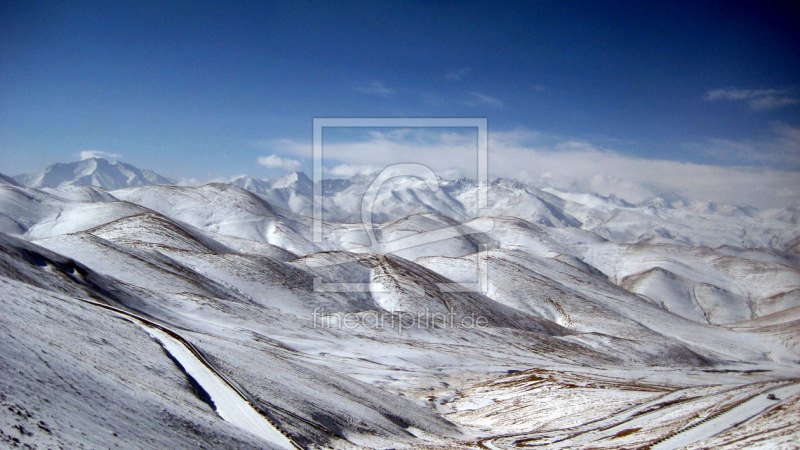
1, 1, 799, 197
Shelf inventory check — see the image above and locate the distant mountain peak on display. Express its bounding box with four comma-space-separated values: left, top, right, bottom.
15, 157, 174, 190
271, 170, 311, 189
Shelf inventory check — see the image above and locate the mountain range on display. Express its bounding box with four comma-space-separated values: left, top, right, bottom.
1, 157, 799, 448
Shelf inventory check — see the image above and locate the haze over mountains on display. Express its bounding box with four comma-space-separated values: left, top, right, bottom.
2, 157, 799, 448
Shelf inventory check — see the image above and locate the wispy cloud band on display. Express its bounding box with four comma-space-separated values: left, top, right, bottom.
353, 80, 396, 96
463, 92, 504, 108
705, 87, 799, 111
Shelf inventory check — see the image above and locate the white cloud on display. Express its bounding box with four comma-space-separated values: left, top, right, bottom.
704, 87, 799, 111
445, 67, 471, 81
464, 92, 504, 108
749, 96, 800, 111
326, 164, 380, 178
274, 127, 800, 208
257, 154, 301, 172
353, 80, 396, 96
78, 150, 123, 160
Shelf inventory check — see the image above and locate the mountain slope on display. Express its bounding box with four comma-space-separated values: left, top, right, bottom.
112, 183, 323, 255
0, 276, 281, 449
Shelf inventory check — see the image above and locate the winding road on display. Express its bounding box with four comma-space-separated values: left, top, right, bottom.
77, 298, 300, 449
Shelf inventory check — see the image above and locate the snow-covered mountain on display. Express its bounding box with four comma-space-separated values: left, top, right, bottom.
230, 171, 313, 216
2, 159, 799, 448
14, 157, 174, 190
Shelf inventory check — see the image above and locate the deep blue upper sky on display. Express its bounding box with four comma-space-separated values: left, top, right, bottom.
1, 0, 798, 179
